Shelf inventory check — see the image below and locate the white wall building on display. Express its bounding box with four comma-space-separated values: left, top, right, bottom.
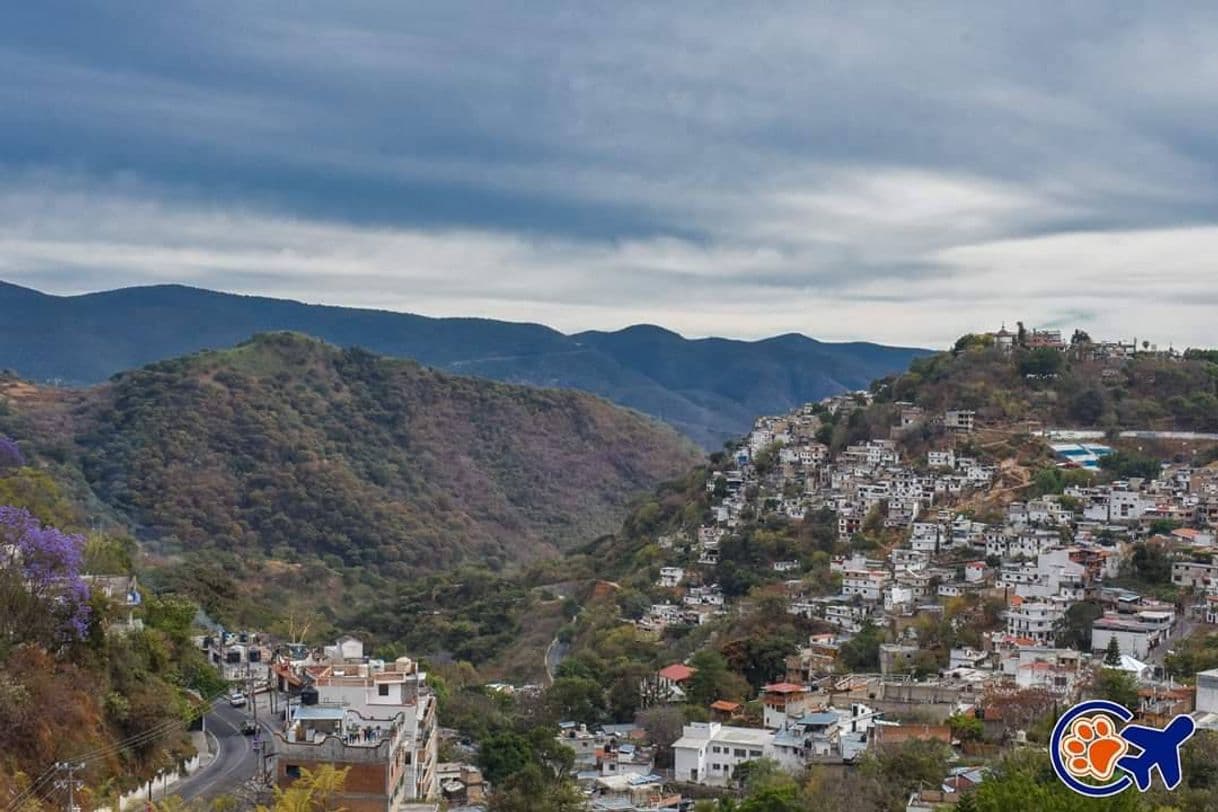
673, 722, 773, 787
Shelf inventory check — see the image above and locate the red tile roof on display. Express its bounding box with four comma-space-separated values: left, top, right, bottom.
658, 663, 696, 682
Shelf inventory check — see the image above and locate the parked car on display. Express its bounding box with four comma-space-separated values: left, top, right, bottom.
241, 719, 257, 735
228, 691, 246, 708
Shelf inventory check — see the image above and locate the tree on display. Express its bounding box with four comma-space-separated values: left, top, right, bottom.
1069, 388, 1106, 425
1103, 636, 1121, 666
1056, 601, 1101, 650
1091, 668, 1139, 711
1019, 348, 1064, 377
947, 712, 983, 742
838, 621, 884, 671
967, 749, 1141, 811
479, 731, 534, 784
0, 436, 23, 471
257, 765, 349, 812
544, 676, 606, 725
638, 705, 686, 767
685, 650, 745, 707
0, 506, 91, 652
487, 764, 585, 812
1099, 451, 1162, 481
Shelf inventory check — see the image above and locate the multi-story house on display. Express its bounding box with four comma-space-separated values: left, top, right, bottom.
1005, 601, 1063, 646
673, 722, 773, 786
273, 652, 438, 809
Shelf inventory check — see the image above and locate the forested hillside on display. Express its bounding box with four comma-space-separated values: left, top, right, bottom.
0, 333, 701, 573
871, 338, 1218, 432
0, 457, 223, 803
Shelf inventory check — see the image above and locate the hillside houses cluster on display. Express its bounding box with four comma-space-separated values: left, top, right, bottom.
622, 387, 1218, 794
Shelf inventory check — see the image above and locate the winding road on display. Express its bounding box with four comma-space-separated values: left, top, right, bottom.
173, 702, 264, 802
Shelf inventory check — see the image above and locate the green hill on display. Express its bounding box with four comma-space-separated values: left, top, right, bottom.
873, 340, 1218, 432
0, 333, 701, 573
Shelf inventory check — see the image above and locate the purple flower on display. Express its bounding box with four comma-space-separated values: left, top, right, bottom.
0, 435, 22, 471
0, 506, 91, 640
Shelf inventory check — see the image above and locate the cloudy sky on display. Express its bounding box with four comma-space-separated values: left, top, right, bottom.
2, 2, 1217, 348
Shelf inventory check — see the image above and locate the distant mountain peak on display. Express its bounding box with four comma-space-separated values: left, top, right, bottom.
0, 279, 931, 447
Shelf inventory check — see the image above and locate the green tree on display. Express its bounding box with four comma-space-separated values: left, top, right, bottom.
1019, 348, 1064, 377
838, 621, 884, 671
257, 765, 349, 812
1103, 636, 1121, 667
1056, 601, 1101, 650
479, 732, 534, 784
544, 676, 606, 726
1091, 668, 1139, 711
947, 712, 983, 742
967, 749, 1140, 811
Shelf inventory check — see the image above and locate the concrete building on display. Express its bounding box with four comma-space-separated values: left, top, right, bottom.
1197, 669, 1218, 714
273, 653, 438, 809
672, 722, 773, 787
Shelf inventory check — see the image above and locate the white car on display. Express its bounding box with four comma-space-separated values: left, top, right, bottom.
228, 691, 247, 708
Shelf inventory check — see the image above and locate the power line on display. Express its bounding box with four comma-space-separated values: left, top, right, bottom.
5, 690, 227, 812
52, 763, 84, 812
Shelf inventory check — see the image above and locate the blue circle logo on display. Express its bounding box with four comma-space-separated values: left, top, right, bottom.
1049, 700, 1196, 796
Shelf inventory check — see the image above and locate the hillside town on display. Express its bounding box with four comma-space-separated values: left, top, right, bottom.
7, 324, 1218, 812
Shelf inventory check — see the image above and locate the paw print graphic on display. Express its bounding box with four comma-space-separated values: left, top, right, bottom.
1060, 714, 1128, 782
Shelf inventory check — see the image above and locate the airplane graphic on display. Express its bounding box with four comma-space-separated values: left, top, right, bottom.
1114, 714, 1197, 792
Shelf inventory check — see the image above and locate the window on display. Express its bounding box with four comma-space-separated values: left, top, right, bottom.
734, 748, 746, 757
751, 749, 763, 757
712, 745, 720, 754
285, 765, 301, 779
378, 683, 390, 696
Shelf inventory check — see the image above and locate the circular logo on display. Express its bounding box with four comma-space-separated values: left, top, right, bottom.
1049, 699, 1134, 797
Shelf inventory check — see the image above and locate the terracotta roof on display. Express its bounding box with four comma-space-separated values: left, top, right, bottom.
762, 682, 806, 694
658, 663, 696, 682
710, 700, 742, 712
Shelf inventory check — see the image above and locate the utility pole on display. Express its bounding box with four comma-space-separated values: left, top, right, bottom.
247, 666, 258, 725
53, 762, 85, 812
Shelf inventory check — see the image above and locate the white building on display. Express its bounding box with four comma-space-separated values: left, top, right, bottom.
944, 410, 976, 432
841, 569, 889, 603
658, 567, 685, 588
1005, 602, 1063, 646
1197, 669, 1218, 714
673, 722, 773, 787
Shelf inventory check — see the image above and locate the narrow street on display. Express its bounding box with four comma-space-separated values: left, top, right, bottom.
173, 697, 276, 802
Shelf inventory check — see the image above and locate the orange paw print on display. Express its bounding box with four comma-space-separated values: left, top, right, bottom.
1060, 715, 1128, 782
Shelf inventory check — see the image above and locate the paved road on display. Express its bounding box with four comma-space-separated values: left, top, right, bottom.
545, 638, 569, 684
174, 701, 262, 802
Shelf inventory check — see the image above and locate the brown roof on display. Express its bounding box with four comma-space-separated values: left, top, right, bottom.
710, 700, 742, 712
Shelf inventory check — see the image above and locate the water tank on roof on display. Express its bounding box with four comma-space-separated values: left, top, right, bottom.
301, 686, 319, 706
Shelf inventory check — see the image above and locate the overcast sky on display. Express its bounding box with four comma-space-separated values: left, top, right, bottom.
2, 2, 1217, 349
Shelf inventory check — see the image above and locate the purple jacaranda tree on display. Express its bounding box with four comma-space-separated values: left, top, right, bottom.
0, 435, 22, 471
0, 506, 90, 648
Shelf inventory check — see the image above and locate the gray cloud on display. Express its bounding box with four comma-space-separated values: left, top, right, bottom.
2, 2, 1218, 347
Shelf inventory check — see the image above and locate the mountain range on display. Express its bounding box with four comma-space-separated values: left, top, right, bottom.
0, 281, 929, 448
